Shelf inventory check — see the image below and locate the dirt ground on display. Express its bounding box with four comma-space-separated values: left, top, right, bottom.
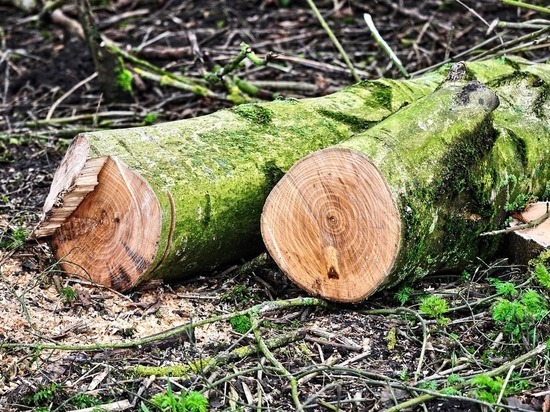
1, 0, 549, 411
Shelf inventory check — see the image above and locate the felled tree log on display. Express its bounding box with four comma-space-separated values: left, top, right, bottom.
505, 202, 550, 265
261, 62, 549, 302
34, 58, 544, 292
33, 71, 445, 291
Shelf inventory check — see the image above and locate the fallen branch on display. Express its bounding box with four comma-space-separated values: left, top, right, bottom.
67, 400, 132, 412
134, 329, 306, 377
250, 311, 304, 411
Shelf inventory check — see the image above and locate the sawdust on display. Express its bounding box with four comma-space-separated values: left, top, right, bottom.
0, 252, 234, 395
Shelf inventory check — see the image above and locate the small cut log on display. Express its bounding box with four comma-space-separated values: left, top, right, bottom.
506, 202, 550, 265
261, 62, 549, 302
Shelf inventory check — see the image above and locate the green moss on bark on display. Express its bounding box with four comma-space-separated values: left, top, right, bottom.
233, 104, 273, 125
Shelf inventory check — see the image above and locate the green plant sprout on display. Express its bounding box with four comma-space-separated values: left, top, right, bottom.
229, 314, 252, 334
143, 112, 159, 125
27, 383, 59, 407
469, 374, 504, 403
394, 286, 414, 305
447, 373, 465, 385
419, 295, 449, 323
492, 289, 548, 340
469, 372, 530, 403
116, 67, 133, 93
71, 393, 101, 409
461, 270, 472, 280
60, 286, 77, 303
418, 380, 438, 391
420, 295, 451, 326
0, 226, 28, 250
535, 265, 550, 290
149, 381, 208, 412
490, 278, 518, 298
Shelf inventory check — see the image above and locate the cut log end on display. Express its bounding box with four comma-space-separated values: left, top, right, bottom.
33, 135, 162, 291
506, 202, 550, 265
261, 148, 401, 303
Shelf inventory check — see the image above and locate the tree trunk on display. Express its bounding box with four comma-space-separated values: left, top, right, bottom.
33, 72, 444, 291
78, 0, 133, 103
33, 58, 546, 293
261, 62, 549, 302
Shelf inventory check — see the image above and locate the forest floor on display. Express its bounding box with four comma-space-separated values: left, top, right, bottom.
1, 0, 549, 411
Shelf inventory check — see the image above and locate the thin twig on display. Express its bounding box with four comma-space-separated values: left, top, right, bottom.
134, 329, 305, 377
363, 13, 409, 78
46, 72, 97, 121
501, 0, 550, 14
456, 0, 504, 45
306, 0, 360, 82
250, 311, 304, 412
471, 25, 550, 61
480, 205, 549, 237
385, 343, 547, 412
497, 20, 550, 30
495, 364, 515, 405
106, 39, 212, 89
66, 399, 132, 412
207, 42, 275, 82
361, 307, 428, 384
411, 30, 511, 76
13, 111, 136, 127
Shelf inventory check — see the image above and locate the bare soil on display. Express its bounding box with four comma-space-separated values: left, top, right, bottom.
1, 1, 549, 411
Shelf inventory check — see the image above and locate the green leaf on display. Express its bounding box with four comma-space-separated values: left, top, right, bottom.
229, 315, 252, 334
419, 295, 448, 318
394, 286, 414, 305
491, 279, 518, 298
181, 391, 208, 412
520, 289, 548, 316
535, 265, 550, 290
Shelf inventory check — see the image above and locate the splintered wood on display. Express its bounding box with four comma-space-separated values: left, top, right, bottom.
33, 136, 105, 238
34, 135, 161, 291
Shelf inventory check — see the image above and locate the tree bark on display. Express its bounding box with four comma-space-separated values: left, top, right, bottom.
78, 0, 133, 103
33, 71, 444, 291
33, 58, 547, 293
261, 62, 549, 302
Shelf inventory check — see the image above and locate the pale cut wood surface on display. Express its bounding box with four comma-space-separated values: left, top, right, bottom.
261, 148, 401, 303
506, 202, 549, 265
42, 142, 162, 290
33, 135, 101, 238
512, 202, 550, 248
